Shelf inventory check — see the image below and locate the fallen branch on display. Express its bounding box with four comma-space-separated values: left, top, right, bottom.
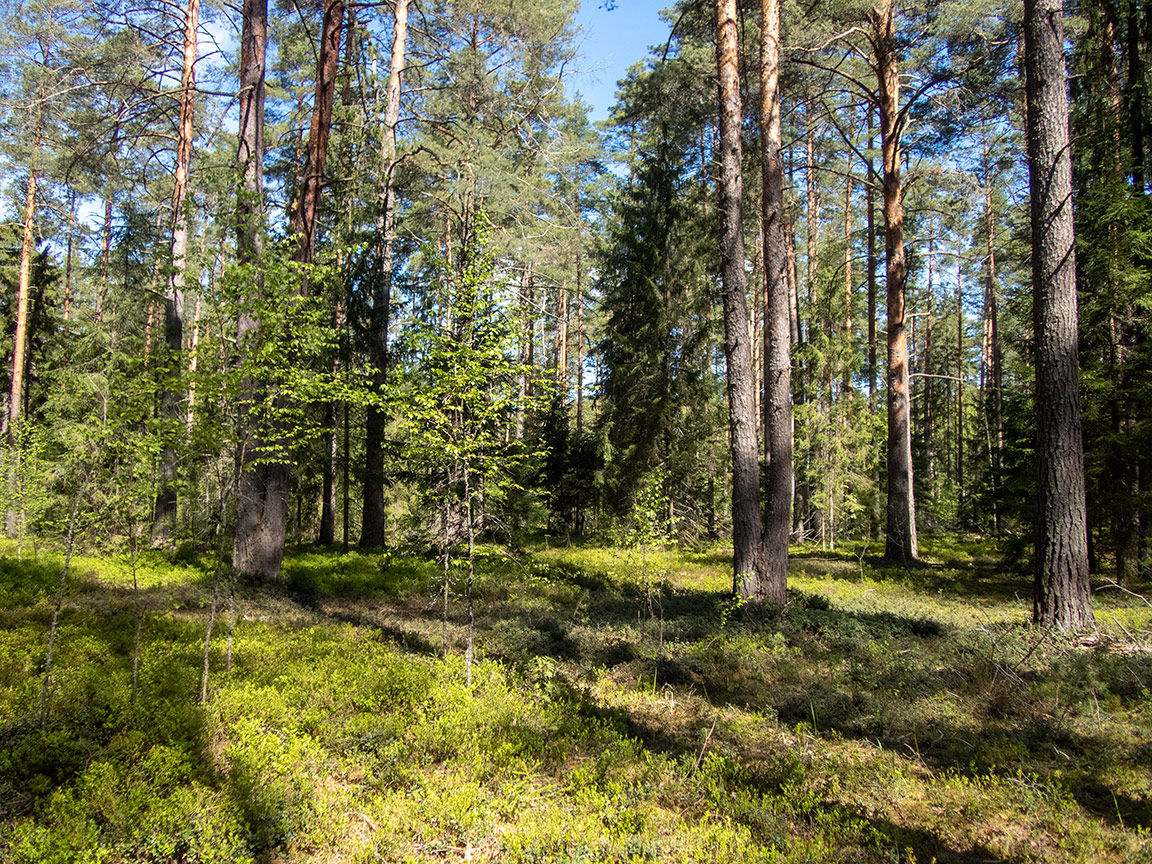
1097, 579, 1152, 610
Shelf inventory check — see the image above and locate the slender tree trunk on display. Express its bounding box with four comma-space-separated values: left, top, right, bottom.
286, 0, 344, 547
715, 0, 764, 596
343, 397, 350, 553
843, 165, 853, 395
867, 129, 878, 399
154, 0, 200, 540
1026, 0, 1094, 628
794, 98, 821, 540
576, 245, 585, 431
785, 200, 800, 348
982, 127, 1003, 534
7, 142, 38, 538
362, 0, 409, 547
318, 357, 339, 544
187, 291, 202, 435
232, 0, 284, 579
759, 0, 789, 601
9, 168, 36, 439
925, 228, 935, 481
290, 0, 344, 268
956, 248, 965, 520
877, 0, 918, 561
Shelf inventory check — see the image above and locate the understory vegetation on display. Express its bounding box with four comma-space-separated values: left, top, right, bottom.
1, 536, 1149, 863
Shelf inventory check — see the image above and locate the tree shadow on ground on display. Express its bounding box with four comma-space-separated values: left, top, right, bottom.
790, 553, 1031, 604
475, 557, 1151, 836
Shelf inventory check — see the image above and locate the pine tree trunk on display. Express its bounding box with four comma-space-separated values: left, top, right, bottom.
233, 0, 284, 580
319, 399, 338, 545
7, 163, 36, 538
877, 0, 918, 562
843, 165, 853, 395
924, 229, 935, 482
154, 0, 200, 540
867, 127, 878, 400
759, 0, 789, 601
1025, 0, 1094, 629
715, 0, 764, 596
290, 0, 344, 270
981, 126, 1003, 534
956, 249, 965, 520
362, 0, 409, 547
576, 245, 585, 431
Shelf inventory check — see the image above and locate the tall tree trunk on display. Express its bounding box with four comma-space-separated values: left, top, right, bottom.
867, 128, 878, 399
759, 0, 789, 601
187, 291, 202, 435
154, 0, 200, 540
576, 244, 585, 431
288, 0, 343, 546
319, 401, 338, 544
956, 247, 965, 520
1025, 0, 1094, 629
290, 0, 344, 268
876, 0, 918, 562
715, 0, 764, 596
982, 126, 1003, 534
794, 96, 820, 540
233, 0, 284, 579
7, 161, 37, 538
843, 165, 853, 395
362, 0, 409, 547
924, 228, 935, 482
9, 168, 36, 439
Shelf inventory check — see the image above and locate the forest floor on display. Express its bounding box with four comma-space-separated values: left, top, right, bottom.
1, 535, 1150, 863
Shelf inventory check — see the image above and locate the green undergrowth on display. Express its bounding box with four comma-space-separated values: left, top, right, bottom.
0, 537, 1150, 862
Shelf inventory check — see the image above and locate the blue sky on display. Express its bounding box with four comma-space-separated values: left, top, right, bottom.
569, 1, 675, 123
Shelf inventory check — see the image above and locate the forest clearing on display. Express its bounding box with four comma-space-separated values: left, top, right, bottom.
1, 536, 1150, 863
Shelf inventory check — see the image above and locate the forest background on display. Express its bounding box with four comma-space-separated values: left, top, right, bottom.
1, 0, 1147, 593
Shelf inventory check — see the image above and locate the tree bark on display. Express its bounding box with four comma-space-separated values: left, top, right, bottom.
232, 0, 284, 580
154, 0, 200, 539
290, 0, 344, 268
362, 0, 409, 547
867, 127, 878, 399
758, 0, 789, 600
1025, 0, 1094, 628
982, 126, 1003, 534
956, 247, 965, 518
576, 244, 585, 431
876, 0, 918, 562
6, 162, 37, 538
715, 0, 764, 596
9, 168, 36, 440
843, 163, 853, 395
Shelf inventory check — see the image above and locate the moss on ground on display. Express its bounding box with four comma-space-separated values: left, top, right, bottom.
0, 536, 1149, 862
